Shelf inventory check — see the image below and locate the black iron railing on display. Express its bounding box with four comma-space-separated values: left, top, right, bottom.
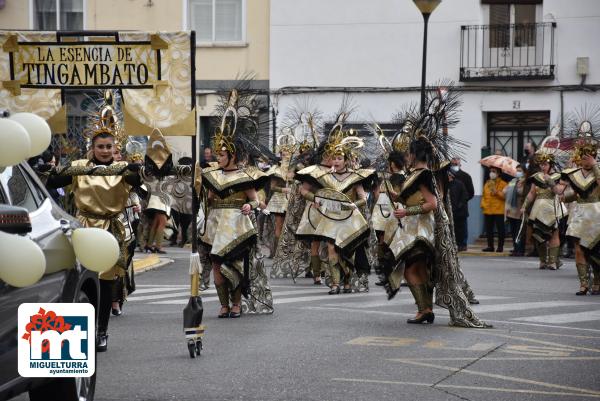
460, 22, 556, 81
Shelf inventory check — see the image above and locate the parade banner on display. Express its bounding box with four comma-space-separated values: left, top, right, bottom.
10, 41, 157, 89
0, 31, 195, 136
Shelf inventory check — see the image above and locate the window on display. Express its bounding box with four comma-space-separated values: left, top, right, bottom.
488, 3, 537, 48
33, 0, 84, 30
489, 4, 510, 48
189, 0, 244, 43
514, 4, 536, 47
0, 166, 41, 213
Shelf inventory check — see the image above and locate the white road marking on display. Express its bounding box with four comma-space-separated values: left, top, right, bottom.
513, 310, 600, 324
149, 290, 382, 305
471, 300, 593, 313
324, 295, 511, 309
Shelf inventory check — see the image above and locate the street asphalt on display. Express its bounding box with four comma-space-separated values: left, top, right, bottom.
12, 248, 600, 401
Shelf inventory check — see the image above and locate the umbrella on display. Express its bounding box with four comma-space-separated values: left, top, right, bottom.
479, 155, 520, 177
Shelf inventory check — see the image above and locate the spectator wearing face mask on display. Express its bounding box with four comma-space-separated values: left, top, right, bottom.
481, 167, 507, 252
503, 165, 526, 256
450, 158, 474, 250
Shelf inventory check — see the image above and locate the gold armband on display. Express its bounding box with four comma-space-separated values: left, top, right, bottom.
355, 198, 367, 208
248, 200, 260, 209
593, 164, 600, 180
303, 192, 315, 202
405, 205, 424, 216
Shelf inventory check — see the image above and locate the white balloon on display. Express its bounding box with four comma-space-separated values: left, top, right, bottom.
10, 113, 52, 157
72, 228, 119, 273
0, 231, 46, 287
0, 119, 30, 167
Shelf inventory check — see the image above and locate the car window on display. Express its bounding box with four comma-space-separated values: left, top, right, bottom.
0, 166, 40, 212
20, 165, 49, 204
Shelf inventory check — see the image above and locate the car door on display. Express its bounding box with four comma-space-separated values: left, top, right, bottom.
0, 164, 76, 386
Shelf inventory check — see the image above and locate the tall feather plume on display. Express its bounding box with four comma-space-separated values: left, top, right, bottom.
390, 81, 469, 168
212, 72, 277, 164
280, 96, 325, 166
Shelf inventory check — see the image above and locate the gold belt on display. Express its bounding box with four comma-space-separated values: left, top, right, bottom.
78, 209, 120, 220
210, 200, 245, 209
537, 194, 554, 200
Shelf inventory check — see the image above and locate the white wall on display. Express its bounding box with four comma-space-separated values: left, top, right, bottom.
271, 0, 600, 89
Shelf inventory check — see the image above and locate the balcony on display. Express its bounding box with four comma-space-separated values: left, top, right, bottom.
460, 22, 556, 82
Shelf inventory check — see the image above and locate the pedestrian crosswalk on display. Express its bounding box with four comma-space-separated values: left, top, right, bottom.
128, 283, 600, 326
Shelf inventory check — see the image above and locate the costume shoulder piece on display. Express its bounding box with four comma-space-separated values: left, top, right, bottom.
266, 165, 285, 180
562, 167, 597, 197
202, 166, 267, 198
312, 170, 371, 193
294, 164, 329, 189
400, 168, 435, 199
529, 172, 559, 188
202, 165, 221, 174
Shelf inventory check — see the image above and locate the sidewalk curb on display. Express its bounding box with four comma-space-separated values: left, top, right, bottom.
133, 255, 174, 274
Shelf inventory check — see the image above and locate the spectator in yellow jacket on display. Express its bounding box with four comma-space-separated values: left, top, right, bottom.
481, 167, 507, 252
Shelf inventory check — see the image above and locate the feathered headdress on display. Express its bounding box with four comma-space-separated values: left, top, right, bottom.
212, 75, 277, 165
388, 81, 467, 169
281, 97, 324, 154
564, 104, 600, 163
321, 95, 364, 163
85, 90, 127, 147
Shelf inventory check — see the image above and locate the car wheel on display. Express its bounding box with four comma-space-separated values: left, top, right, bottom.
29, 290, 97, 401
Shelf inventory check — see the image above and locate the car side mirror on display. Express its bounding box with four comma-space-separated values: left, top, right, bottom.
0, 204, 32, 235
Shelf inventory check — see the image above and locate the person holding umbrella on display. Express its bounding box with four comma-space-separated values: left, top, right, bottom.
481, 167, 507, 252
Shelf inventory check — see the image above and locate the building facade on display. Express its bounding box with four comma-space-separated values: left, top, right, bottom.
271, 0, 600, 242
0, 0, 270, 159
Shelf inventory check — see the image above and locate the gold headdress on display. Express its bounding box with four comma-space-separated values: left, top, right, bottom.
86, 91, 126, 144
276, 127, 297, 155
126, 140, 145, 163
323, 113, 348, 158
213, 89, 238, 155
569, 107, 600, 163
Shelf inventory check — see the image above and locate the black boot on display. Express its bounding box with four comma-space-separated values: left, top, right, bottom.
97, 332, 108, 352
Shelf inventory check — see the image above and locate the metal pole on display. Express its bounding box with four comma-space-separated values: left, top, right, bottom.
190, 30, 198, 256
420, 13, 430, 114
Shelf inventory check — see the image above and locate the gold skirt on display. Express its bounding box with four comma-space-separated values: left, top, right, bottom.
387, 211, 435, 262
201, 208, 257, 260
312, 208, 369, 251
296, 203, 322, 239
529, 197, 566, 228
372, 194, 398, 233
267, 192, 289, 215
147, 194, 171, 216
567, 202, 600, 250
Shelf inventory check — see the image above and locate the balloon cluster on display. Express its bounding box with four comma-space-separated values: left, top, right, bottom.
0, 113, 120, 287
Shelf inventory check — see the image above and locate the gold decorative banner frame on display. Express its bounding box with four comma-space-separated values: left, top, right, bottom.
2, 36, 165, 92
0, 31, 194, 136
